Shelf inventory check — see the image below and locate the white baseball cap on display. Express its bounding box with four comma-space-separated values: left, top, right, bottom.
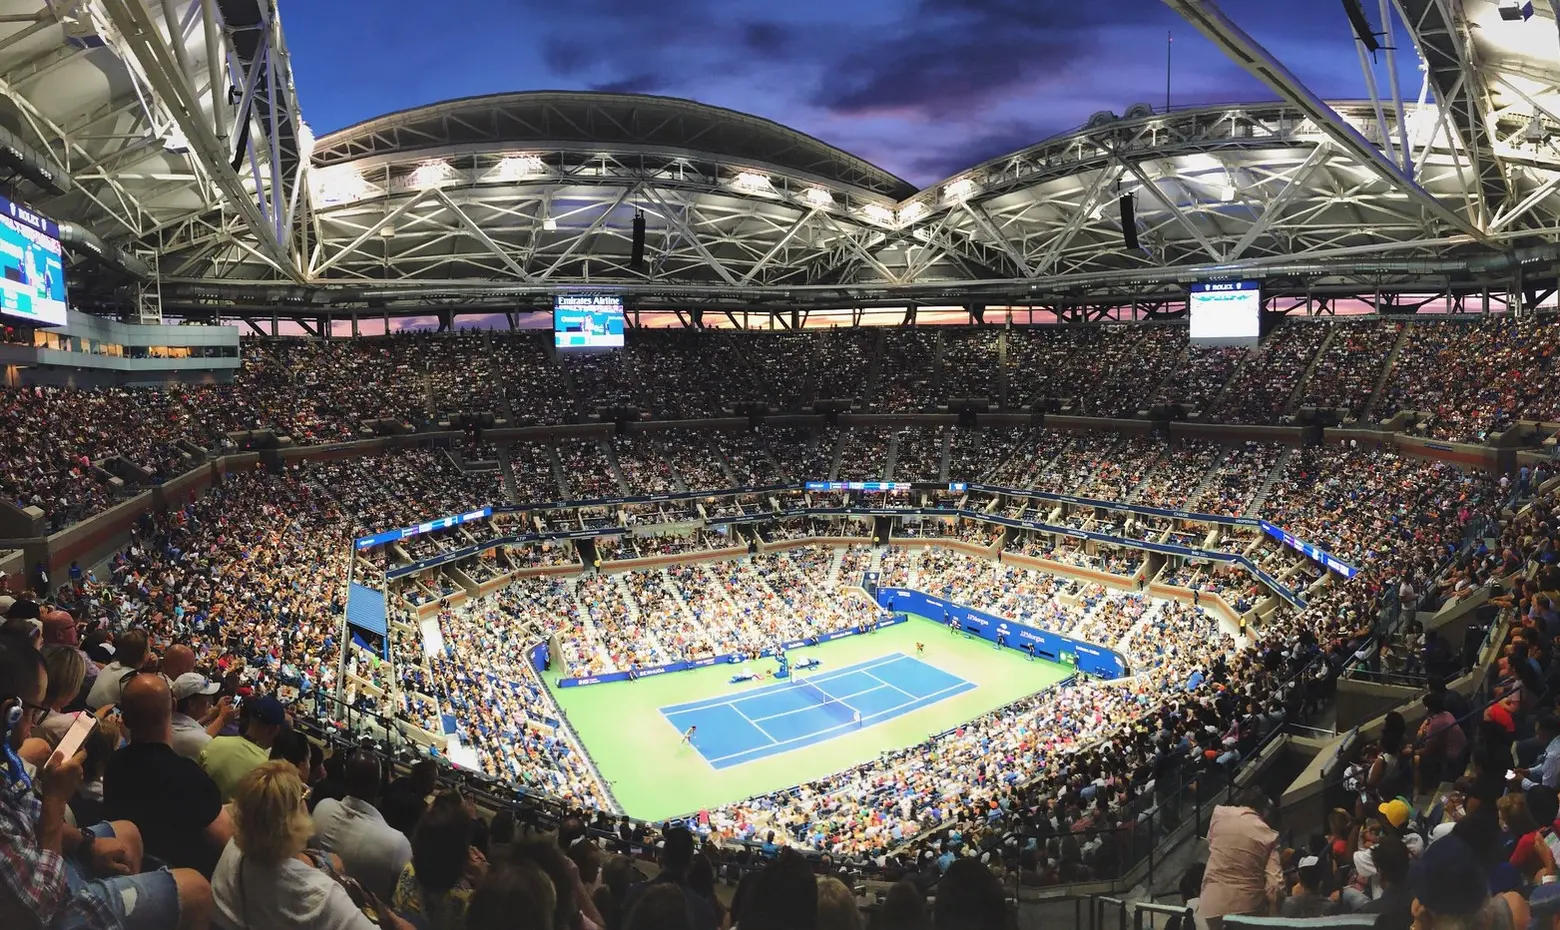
170, 672, 221, 701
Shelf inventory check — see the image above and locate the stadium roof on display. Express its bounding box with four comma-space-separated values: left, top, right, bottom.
0, 0, 1557, 320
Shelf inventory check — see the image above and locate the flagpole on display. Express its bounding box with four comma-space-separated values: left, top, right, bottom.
1166, 30, 1173, 113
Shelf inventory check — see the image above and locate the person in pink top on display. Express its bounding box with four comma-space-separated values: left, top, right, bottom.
1200, 790, 1282, 930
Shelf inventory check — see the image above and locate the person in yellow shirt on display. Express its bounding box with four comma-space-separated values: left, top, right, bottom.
198, 694, 287, 801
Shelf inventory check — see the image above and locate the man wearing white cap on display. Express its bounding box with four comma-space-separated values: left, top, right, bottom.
1280, 854, 1342, 917
169, 672, 236, 760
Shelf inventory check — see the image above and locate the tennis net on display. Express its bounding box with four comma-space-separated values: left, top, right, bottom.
791, 674, 857, 724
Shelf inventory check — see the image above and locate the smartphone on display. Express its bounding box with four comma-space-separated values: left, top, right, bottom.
54, 713, 96, 762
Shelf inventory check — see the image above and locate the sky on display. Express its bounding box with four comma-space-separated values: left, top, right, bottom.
280, 0, 1423, 188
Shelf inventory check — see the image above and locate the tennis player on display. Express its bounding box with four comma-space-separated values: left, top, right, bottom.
681, 725, 697, 747
853, 709, 862, 727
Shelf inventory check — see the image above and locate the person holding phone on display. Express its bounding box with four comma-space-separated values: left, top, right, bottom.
0, 629, 215, 929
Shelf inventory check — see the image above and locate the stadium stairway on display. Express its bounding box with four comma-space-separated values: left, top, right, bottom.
826, 429, 845, 481
827, 549, 846, 588
1146, 343, 1191, 403
601, 439, 633, 497
544, 443, 571, 499
1361, 321, 1414, 422
882, 432, 901, 481
1201, 340, 1265, 417
706, 437, 740, 487
1244, 446, 1294, 514
929, 329, 948, 400
1281, 324, 1339, 417
937, 429, 953, 482
860, 328, 889, 406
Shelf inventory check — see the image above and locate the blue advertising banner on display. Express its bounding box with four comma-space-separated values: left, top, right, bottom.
875, 587, 1127, 680
1258, 520, 1359, 579
549, 615, 908, 687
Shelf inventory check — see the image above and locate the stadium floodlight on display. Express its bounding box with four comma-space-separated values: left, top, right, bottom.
312, 165, 373, 206
898, 202, 926, 224
296, 119, 316, 160
163, 126, 190, 154
1499, 0, 1535, 21
862, 203, 895, 225
410, 160, 454, 189
542, 216, 558, 231
1220, 185, 1237, 203
494, 155, 547, 181
734, 171, 772, 192
804, 188, 834, 208
944, 178, 978, 202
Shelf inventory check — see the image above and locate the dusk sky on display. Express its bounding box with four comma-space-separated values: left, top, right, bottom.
282, 0, 1419, 188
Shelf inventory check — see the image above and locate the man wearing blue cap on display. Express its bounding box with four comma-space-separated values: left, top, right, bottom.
1409, 835, 1527, 930
198, 694, 287, 802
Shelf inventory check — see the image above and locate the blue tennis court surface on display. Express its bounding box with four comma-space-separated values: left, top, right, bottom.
660, 653, 976, 769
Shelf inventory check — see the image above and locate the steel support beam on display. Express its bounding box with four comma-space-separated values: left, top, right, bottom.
1393, 0, 1513, 226
97, 0, 302, 279
1163, 0, 1486, 239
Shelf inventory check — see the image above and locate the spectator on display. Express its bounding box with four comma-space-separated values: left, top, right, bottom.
310, 752, 413, 901
739, 849, 817, 930
28, 644, 90, 749
1279, 856, 1340, 917
210, 759, 412, 929
1407, 835, 1527, 930
200, 695, 287, 802
625, 883, 693, 930
170, 673, 235, 761
102, 673, 233, 877
818, 875, 863, 930
1357, 835, 1412, 930
619, 826, 716, 930
873, 880, 929, 930
85, 629, 148, 710
465, 858, 556, 930
1200, 790, 1280, 929
933, 857, 1009, 930
392, 794, 482, 930
0, 630, 214, 930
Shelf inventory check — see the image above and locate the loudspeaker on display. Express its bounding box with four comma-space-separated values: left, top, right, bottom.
1119, 194, 1139, 251
630, 210, 646, 270
1341, 0, 1381, 52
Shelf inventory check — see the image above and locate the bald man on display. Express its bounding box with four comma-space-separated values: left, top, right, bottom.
160, 644, 197, 682
102, 673, 232, 877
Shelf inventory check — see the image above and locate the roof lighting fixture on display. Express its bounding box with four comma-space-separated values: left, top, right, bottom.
1499, 0, 1535, 21
804, 188, 833, 208
296, 119, 316, 160
734, 171, 772, 192
494, 154, 546, 180
862, 203, 894, 225
1220, 184, 1237, 202
162, 126, 190, 154
898, 202, 926, 223
312, 165, 372, 206
410, 160, 454, 189
542, 216, 558, 231
944, 178, 978, 202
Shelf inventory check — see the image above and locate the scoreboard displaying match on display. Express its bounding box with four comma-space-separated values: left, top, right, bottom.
554, 294, 625, 348
1189, 280, 1260, 345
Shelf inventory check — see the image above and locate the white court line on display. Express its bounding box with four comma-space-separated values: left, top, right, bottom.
863, 669, 920, 702
657, 652, 912, 715
748, 682, 895, 725
731, 703, 779, 745
707, 679, 976, 766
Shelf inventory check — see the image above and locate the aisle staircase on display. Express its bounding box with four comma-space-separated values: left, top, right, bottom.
1282, 324, 1339, 416
827, 549, 846, 588
600, 439, 632, 497
883, 431, 902, 481
1362, 321, 1414, 422
860, 328, 889, 405
826, 430, 845, 481
937, 429, 953, 482
1245, 446, 1294, 515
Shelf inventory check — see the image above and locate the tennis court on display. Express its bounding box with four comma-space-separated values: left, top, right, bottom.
660, 653, 976, 769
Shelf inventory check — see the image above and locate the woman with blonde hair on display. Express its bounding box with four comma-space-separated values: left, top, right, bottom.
210, 760, 414, 929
